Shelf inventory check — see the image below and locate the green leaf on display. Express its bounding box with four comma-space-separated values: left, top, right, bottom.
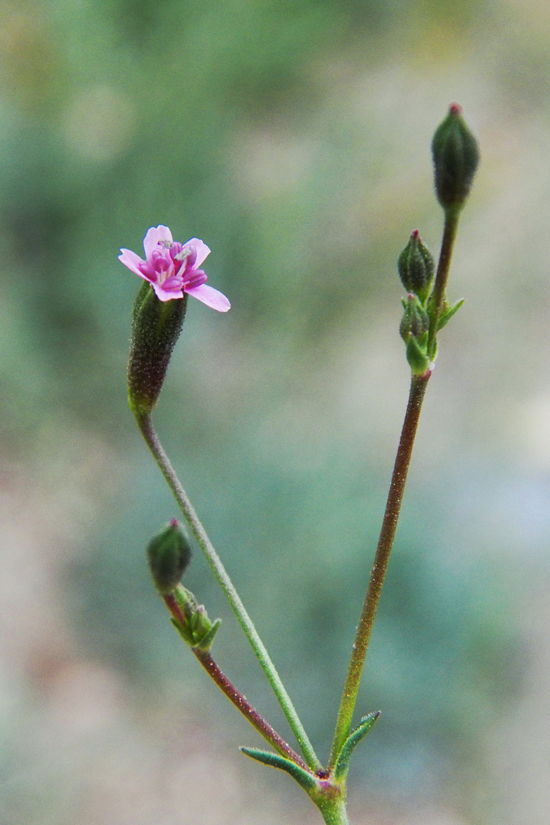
333, 711, 381, 782
193, 618, 222, 652
170, 617, 194, 646
437, 298, 465, 330
240, 747, 318, 792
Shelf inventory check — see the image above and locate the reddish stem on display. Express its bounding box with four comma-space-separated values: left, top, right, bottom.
328, 372, 430, 766
162, 594, 310, 772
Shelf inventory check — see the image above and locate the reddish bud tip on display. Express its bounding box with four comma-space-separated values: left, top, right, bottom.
449, 103, 462, 116
170, 518, 179, 527
411, 229, 420, 239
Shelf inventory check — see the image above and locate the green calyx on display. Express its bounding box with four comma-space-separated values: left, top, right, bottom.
400, 293, 429, 342
400, 293, 430, 375
147, 519, 192, 595
128, 283, 188, 417
171, 585, 222, 652
431, 103, 479, 213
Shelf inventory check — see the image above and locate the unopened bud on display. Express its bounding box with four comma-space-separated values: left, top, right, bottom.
400, 294, 430, 376
431, 104, 479, 212
147, 519, 192, 594
398, 230, 435, 303
128, 283, 187, 417
400, 293, 429, 342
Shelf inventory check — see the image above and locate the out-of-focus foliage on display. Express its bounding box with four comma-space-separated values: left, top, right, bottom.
2, 0, 550, 823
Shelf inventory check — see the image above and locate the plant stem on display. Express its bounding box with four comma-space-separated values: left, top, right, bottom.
317, 798, 350, 825
196, 650, 312, 770
162, 593, 310, 770
329, 209, 462, 768
427, 209, 461, 359
137, 413, 321, 772
329, 372, 430, 766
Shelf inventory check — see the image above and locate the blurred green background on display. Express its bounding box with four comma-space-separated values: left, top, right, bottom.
2, 0, 550, 823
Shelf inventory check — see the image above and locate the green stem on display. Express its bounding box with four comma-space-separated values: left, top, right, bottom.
427, 208, 461, 359
317, 797, 350, 825
329, 372, 430, 767
137, 412, 322, 772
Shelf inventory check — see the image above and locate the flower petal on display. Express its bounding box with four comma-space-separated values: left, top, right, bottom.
185, 283, 231, 312
182, 238, 211, 268
119, 248, 147, 278
144, 225, 173, 258
152, 282, 184, 302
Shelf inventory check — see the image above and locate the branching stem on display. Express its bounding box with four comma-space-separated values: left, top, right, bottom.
137, 413, 321, 772
329, 208, 461, 768
163, 593, 310, 770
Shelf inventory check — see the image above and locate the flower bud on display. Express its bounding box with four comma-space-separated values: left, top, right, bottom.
400, 293, 429, 342
400, 294, 430, 376
128, 282, 188, 417
397, 230, 435, 304
431, 104, 479, 212
147, 519, 192, 594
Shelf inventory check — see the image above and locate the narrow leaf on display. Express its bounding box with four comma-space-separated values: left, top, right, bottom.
240, 747, 318, 792
170, 616, 194, 646
333, 711, 381, 781
437, 298, 465, 330
194, 618, 222, 652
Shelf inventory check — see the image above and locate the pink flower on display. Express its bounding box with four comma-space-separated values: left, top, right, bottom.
119, 225, 230, 311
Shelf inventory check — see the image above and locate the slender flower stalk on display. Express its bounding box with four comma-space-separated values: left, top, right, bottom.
329, 106, 475, 767
136, 411, 322, 772
162, 592, 310, 770
328, 372, 430, 766
195, 649, 310, 769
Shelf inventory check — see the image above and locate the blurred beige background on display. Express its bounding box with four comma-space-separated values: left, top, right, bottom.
1, 0, 550, 823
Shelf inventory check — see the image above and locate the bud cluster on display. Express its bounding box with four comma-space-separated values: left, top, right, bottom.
397, 232, 434, 376
146, 519, 221, 652
397, 104, 479, 374
172, 585, 222, 652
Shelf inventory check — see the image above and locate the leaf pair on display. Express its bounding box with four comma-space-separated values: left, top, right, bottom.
240, 711, 380, 791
